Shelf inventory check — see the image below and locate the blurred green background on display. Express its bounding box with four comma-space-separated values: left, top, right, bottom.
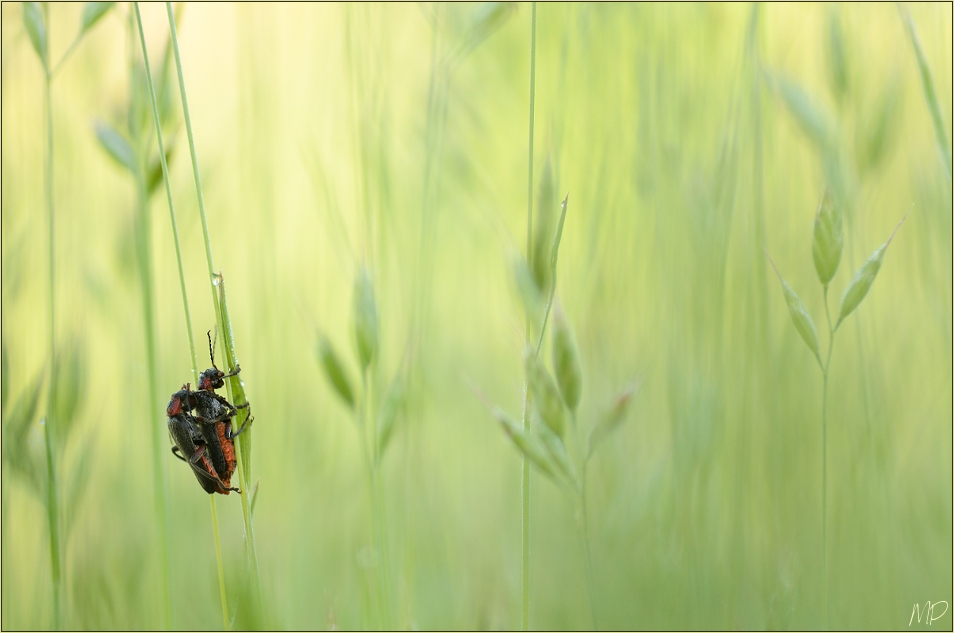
2, 2, 951, 630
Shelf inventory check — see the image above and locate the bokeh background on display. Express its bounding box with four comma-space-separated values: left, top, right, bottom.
2, 2, 951, 630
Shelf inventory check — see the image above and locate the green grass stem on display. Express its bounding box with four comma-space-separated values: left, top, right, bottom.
163, 4, 264, 618
520, 5, 537, 631
134, 166, 172, 630
215, 276, 262, 616
821, 285, 836, 629
134, 3, 198, 379
42, 417, 60, 630
135, 6, 230, 630
41, 6, 61, 626
579, 459, 599, 630
209, 496, 230, 630
358, 369, 391, 628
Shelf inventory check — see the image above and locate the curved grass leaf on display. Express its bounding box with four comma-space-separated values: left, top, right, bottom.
855, 78, 901, 176
773, 73, 833, 150
127, 62, 152, 147
551, 303, 581, 413
2, 368, 46, 496
216, 275, 253, 483
2, 338, 9, 414
250, 480, 260, 517
147, 140, 177, 197
512, 256, 543, 322
50, 337, 87, 449
588, 383, 638, 459
352, 266, 378, 372
900, 7, 952, 180
536, 417, 578, 490
376, 372, 404, 461
95, 122, 137, 175
548, 194, 569, 281
525, 346, 567, 438
317, 334, 355, 409
767, 253, 822, 367
80, 2, 114, 34
453, 2, 516, 63
825, 8, 849, 106
494, 407, 558, 482
22, 2, 47, 69
812, 189, 843, 285
835, 216, 906, 329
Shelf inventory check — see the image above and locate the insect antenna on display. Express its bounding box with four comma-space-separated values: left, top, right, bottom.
207, 330, 218, 369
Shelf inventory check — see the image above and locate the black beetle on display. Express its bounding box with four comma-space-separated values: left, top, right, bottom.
166, 390, 238, 495
170, 384, 252, 492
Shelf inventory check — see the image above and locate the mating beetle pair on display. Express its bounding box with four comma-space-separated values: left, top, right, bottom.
166, 332, 253, 495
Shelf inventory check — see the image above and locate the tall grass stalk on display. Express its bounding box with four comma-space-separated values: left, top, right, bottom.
133, 154, 172, 630
358, 369, 392, 629
133, 3, 198, 377
578, 440, 598, 629
520, 5, 537, 630
134, 5, 229, 629
413, 5, 449, 370
209, 496, 229, 630
24, 4, 115, 624
163, 1, 264, 616
821, 286, 835, 628
35, 3, 61, 626
579, 502, 598, 629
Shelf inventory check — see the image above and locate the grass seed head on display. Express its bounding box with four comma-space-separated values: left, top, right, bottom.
766, 252, 822, 367
551, 302, 582, 413
812, 189, 843, 286
835, 215, 906, 329
353, 266, 378, 372
317, 333, 355, 409
525, 346, 567, 438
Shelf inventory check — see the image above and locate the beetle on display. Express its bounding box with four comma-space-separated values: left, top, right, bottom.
171, 384, 253, 491
195, 331, 255, 482
166, 390, 238, 495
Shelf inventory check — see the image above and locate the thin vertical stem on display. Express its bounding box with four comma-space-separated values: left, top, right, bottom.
216, 280, 262, 615
360, 370, 392, 629
822, 286, 835, 629
164, 3, 221, 317
164, 7, 264, 618
135, 173, 171, 629
580, 469, 599, 630
43, 418, 60, 631
42, 6, 60, 624
821, 366, 828, 629
209, 496, 230, 630
525, 4, 537, 263
134, 3, 197, 379
521, 5, 537, 631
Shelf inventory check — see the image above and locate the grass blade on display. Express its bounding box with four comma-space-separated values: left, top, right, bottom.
899, 5, 952, 181
317, 333, 356, 409
22, 2, 47, 69
80, 2, 114, 34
